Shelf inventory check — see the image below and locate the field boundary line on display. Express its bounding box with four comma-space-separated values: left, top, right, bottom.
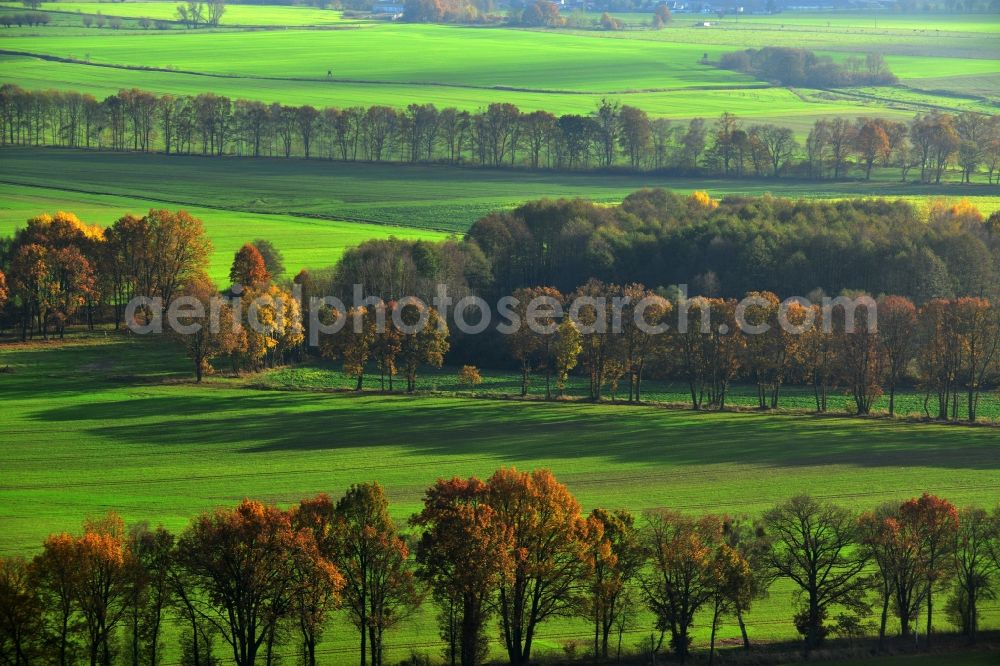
0, 49, 773, 96
822, 85, 998, 113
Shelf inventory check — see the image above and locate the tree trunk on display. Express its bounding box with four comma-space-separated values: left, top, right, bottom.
709, 601, 720, 666
737, 608, 750, 651
879, 586, 889, 650
926, 586, 934, 647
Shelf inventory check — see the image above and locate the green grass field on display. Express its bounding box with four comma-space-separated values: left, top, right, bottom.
1, 333, 998, 662
0, 25, 756, 90
2, 149, 997, 239
254, 359, 1000, 422
1, 7, 995, 120
0, 1, 362, 26
0, 175, 451, 283
1, 8, 999, 663
6, 55, 929, 130
565, 13, 1000, 57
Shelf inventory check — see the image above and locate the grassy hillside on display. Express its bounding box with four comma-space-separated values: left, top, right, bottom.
0, 333, 998, 660
1, 9, 994, 119
2, 149, 997, 237
0, 178, 451, 283
0, 26, 756, 89
0, 1, 364, 25
1, 7, 997, 664
5, 55, 929, 130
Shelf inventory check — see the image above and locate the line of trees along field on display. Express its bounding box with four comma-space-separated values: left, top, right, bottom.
1, 192, 998, 421
2, 84, 997, 183
2, 477, 1000, 666
304, 280, 1000, 421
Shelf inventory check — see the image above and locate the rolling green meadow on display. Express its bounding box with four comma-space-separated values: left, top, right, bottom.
5, 53, 925, 130
1, 1, 365, 25
2, 3, 1000, 664
0, 173, 451, 283
1, 3, 996, 121
1, 333, 999, 662
3, 149, 999, 241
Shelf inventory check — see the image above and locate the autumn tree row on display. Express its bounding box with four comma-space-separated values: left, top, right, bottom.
307, 277, 999, 422
152, 243, 1000, 423
0, 213, 301, 377
1, 198, 998, 421
3, 475, 1000, 666
0, 211, 209, 341
2, 83, 996, 182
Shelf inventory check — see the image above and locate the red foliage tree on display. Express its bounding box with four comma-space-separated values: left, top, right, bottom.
412, 477, 514, 666
900, 493, 959, 643
229, 243, 270, 289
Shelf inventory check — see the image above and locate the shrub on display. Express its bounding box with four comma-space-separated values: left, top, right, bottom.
457, 365, 482, 387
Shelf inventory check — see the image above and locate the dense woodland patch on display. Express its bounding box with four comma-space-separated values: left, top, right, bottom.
718, 48, 898, 88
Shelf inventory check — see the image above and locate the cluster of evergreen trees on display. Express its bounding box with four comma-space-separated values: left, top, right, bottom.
2, 84, 996, 182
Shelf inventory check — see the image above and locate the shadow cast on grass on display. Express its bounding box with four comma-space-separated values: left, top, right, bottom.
30, 388, 1000, 471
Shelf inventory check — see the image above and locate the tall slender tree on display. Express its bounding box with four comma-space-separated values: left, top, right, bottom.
333, 483, 421, 666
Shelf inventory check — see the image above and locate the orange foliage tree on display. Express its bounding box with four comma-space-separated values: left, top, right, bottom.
486, 468, 586, 665
101, 209, 211, 330
917, 299, 964, 420
289, 495, 346, 666
9, 211, 101, 340
836, 298, 884, 415
76, 513, 133, 666
398, 303, 449, 393
174, 499, 328, 666
504, 286, 563, 397
859, 505, 925, 643
171, 274, 242, 381
706, 543, 752, 666
229, 243, 271, 289
952, 297, 1000, 422
619, 284, 671, 403
371, 302, 402, 390
877, 295, 918, 416
412, 477, 514, 666
640, 510, 723, 662
583, 508, 644, 660
322, 306, 377, 390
